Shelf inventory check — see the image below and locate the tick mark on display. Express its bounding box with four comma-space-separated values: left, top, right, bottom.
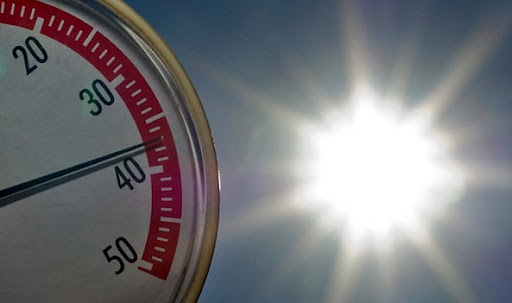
113, 64, 123, 73
75, 30, 83, 41
160, 217, 180, 223
152, 256, 163, 262
91, 42, 99, 53
156, 237, 168, 242
158, 157, 169, 163
66, 25, 73, 36
106, 56, 116, 66
131, 88, 142, 97
136, 98, 147, 106
82, 29, 96, 47
149, 126, 161, 133
111, 75, 125, 88
141, 107, 152, 115
57, 20, 64, 31
155, 246, 166, 252
145, 112, 164, 124
99, 49, 108, 59
126, 80, 136, 89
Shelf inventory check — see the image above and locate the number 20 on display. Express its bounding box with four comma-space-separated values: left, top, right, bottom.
12, 36, 48, 75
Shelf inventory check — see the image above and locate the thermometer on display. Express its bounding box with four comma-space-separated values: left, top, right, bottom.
0, 0, 219, 302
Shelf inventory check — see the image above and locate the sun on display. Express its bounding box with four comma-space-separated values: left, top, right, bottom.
300, 85, 465, 243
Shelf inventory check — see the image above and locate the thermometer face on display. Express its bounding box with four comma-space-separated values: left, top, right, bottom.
0, 0, 219, 302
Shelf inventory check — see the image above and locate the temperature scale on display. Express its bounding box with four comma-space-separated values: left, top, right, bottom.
0, 0, 219, 302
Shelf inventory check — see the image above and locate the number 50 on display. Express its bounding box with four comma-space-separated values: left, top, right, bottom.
103, 237, 138, 275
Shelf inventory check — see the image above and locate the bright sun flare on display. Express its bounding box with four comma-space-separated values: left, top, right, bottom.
302, 86, 465, 242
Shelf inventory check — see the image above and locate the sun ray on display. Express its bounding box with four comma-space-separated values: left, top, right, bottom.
262, 222, 333, 293
416, 7, 512, 121
410, 229, 476, 303
192, 56, 314, 130
284, 56, 336, 113
340, 0, 370, 88
385, 0, 429, 105
220, 189, 303, 242
374, 244, 398, 302
463, 161, 512, 190
325, 238, 365, 303
447, 112, 512, 150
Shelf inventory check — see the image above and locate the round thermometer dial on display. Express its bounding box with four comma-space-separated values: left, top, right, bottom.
0, 0, 219, 302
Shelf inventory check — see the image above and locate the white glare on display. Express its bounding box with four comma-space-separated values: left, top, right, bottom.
302, 85, 465, 243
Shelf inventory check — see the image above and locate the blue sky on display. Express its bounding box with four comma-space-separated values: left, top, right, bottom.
124, 1, 512, 302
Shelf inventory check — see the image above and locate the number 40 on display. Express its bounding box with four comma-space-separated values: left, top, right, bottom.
115, 157, 146, 190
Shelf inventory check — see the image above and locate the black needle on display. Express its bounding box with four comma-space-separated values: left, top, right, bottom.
0, 137, 162, 202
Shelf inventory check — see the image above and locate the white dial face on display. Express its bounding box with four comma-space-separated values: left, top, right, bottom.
0, 0, 215, 302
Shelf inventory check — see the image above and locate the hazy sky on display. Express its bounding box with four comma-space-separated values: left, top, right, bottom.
124, 1, 512, 302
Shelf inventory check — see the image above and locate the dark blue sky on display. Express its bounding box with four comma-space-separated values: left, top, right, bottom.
124, 1, 512, 302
